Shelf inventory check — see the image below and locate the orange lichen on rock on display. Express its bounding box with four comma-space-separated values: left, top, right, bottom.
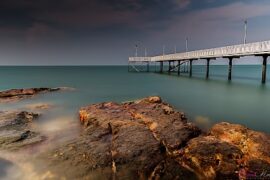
78, 110, 89, 124
210, 122, 270, 164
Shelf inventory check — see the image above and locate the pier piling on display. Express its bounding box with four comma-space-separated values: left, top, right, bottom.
206, 58, 210, 79
189, 60, 193, 77
168, 61, 172, 74
160, 62, 163, 73
262, 55, 268, 84
147, 62, 150, 72
177, 60, 180, 75
228, 57, 233, 81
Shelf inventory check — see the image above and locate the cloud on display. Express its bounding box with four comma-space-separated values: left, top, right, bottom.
174, 0, 191, 9
1, 0, 270, 64
0, 0, 191, 32
149, 1, 270, 49
191, 2, 270, 22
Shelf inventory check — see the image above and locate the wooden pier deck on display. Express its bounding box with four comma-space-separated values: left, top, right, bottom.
128, 40, 270, 83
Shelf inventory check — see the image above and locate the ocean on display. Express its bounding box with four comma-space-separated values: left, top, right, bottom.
0, 65, 270, 133
1, 65, 270, 179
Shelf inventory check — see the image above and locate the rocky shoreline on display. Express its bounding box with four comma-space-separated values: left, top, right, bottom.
40, 96, 270, 179
0, 87, 68, 151
0, 88, 270, 179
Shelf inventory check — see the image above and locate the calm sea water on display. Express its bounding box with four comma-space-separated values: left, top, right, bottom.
0, 65, 270, 134
1, 65, 270, 179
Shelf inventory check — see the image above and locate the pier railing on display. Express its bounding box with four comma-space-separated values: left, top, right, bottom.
129, 40, 270, 62
128, 57, 151, 62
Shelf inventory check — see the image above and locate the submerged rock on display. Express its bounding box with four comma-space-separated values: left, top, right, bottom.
0, 111, 45, 150
0, 87, 62, 103
24, 103, 53, 111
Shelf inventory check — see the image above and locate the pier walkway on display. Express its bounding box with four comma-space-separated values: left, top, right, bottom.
128, 40, 270, 83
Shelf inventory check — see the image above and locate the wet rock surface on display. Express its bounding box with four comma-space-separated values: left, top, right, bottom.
0, 87, 61, 103
0, 111, 45, 150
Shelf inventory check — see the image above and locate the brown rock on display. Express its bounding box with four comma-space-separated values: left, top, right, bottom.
0, 111, 45, 150
0, 111, 39, 129
179, 122, 270, 179
210, 122, 270, 175
36, 97, 270, 179
0, 87, 62, 103
179, 136, 243, 179
38, 96, 200, 179
147, 96, 162, 103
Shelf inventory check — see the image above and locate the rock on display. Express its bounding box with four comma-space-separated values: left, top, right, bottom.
0, 111, 45, 150
33, 97, 270, 179
25, 103, 52, 111
162, 105, 174, 115
0, 87, 62, 103
38, 96, 200, 179
147, 96, 162, 103
210, 122, 270, 176
179, 122, 270, 179
0, 111, 39, 129
149, 158, 197, 180
179, 136, 243, 179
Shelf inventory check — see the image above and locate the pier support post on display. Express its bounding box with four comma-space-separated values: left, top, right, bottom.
206, 58, 210, 79
160, 61, 163, 73
262, 55, 268, 84
177, 60, 180, 75
228, 57, 233, 81
168, 61, 172, 74
189, 60, 193, 77
147, 62, 150, 72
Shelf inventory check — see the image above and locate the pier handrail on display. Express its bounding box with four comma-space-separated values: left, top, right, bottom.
129, 40, 270, 62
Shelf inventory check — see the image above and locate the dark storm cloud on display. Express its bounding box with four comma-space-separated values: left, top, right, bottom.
1, 0, 270, 65
0, 0, 192, 38
1, 0, 261, 38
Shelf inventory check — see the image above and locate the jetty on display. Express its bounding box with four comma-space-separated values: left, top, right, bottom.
128, 40, 270, 83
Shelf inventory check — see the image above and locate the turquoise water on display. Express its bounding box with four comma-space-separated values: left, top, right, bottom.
0, 65, 270, 133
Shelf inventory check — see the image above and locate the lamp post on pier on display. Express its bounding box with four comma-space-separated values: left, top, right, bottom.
244, 19, 247, 44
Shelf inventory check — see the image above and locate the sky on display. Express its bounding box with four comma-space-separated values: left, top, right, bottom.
1, 0, 270, 65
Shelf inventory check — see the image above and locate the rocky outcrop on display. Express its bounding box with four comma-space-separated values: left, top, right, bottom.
0, 87, 61, 103
180, 122, 270, 179
29, 97, 270, 179
39, 96, 201, 179
0, 111, 45, 150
